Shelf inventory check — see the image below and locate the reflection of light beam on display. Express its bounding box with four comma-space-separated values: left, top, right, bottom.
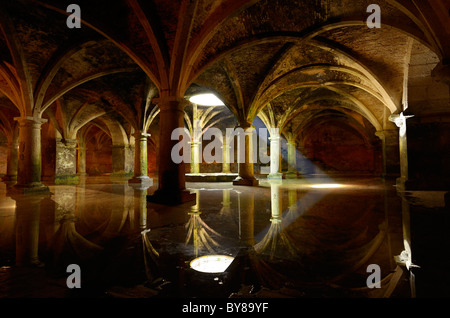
310, 183, 345, 189
190, 255, 234, 273
256, 151, 348, 245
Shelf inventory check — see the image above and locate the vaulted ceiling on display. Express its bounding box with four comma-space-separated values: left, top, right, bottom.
0, 0, 449, 144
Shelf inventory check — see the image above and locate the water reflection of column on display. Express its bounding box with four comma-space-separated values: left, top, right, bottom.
12, 194, 49, 266
221, 134, 231, 174
187, 189, 202, 257
220, 189, 231, 214
270, 181, 282, 221
238, 190, 255, 245
130, 184, 151, 229
254, 181, 282, 257
399, 195, 415, 297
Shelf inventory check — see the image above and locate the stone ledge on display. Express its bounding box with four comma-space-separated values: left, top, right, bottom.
185, 173, 238, 182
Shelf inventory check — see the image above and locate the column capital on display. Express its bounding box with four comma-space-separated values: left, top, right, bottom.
133, 131, 151, 139
268, 127, 280, 136
154, 96, 189, 111
389, 112, 414, 129
287, 139, 297, 147
56, 138, 78, 148
375, 129, 398, 139
14, 116, 47, 127
234, 124, 255, 132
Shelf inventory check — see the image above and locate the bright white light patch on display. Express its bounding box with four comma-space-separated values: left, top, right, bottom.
310, 183, 345, 189
189, 93, 225, 106
190, 255, 234, 273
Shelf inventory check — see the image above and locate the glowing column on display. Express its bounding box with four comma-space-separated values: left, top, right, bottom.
221, 133, 231, 173
190, 140, 201, 174
268, 128, 282, 180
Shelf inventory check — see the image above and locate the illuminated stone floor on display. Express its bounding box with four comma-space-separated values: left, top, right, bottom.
0, 175, 409, 298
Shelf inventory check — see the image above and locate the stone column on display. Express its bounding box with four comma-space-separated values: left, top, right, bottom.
3, 130, 19, 182
55, 138, 79, 185
190, 105, 202, 175
13, 116, 49, 194
375, 129, 400, 179
267, 128, 282, 180
221, 133, 231, 173
286, 139, 298, 179
147, 97, 195, 205
77, 144, 87, 176
189, 140, 201, 174
389, 113, 413, 190
233, 123, 259, 186
112, 144, 134, 178
129, 131, 152, 185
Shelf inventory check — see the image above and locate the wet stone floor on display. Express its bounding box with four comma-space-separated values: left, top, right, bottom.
0, 176, 409, 298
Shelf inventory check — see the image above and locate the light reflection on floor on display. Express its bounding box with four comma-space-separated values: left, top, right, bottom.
0, 176, 407, 298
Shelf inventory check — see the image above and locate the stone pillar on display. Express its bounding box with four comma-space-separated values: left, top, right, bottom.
267, 128, 282, 180
3, 130, 19, 182
13, 116, 49, 194
77, 144, 87, 176
189, 140, 201, 174
221, 133, 231, 173
129, 131, 152, 185
190, 106, 202, 175
233, 124, 259, 186
286, 139, 298, 179
375, 129, 400, 178
389, 113, 413, 190
112, 144, 134, 178
147, 97, 195, 205
55, 138, 79, 185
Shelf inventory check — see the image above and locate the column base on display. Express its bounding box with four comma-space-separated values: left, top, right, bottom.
233, 176, 259, 186
284, 171, 298, 179
2, 175, 17, 182
10, 183, 50, 195
110, 171, 133, 178
128, 176, 153, 186
55, 174, 79, 185
267, 172, 283, 180
147, 189, 196, 206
